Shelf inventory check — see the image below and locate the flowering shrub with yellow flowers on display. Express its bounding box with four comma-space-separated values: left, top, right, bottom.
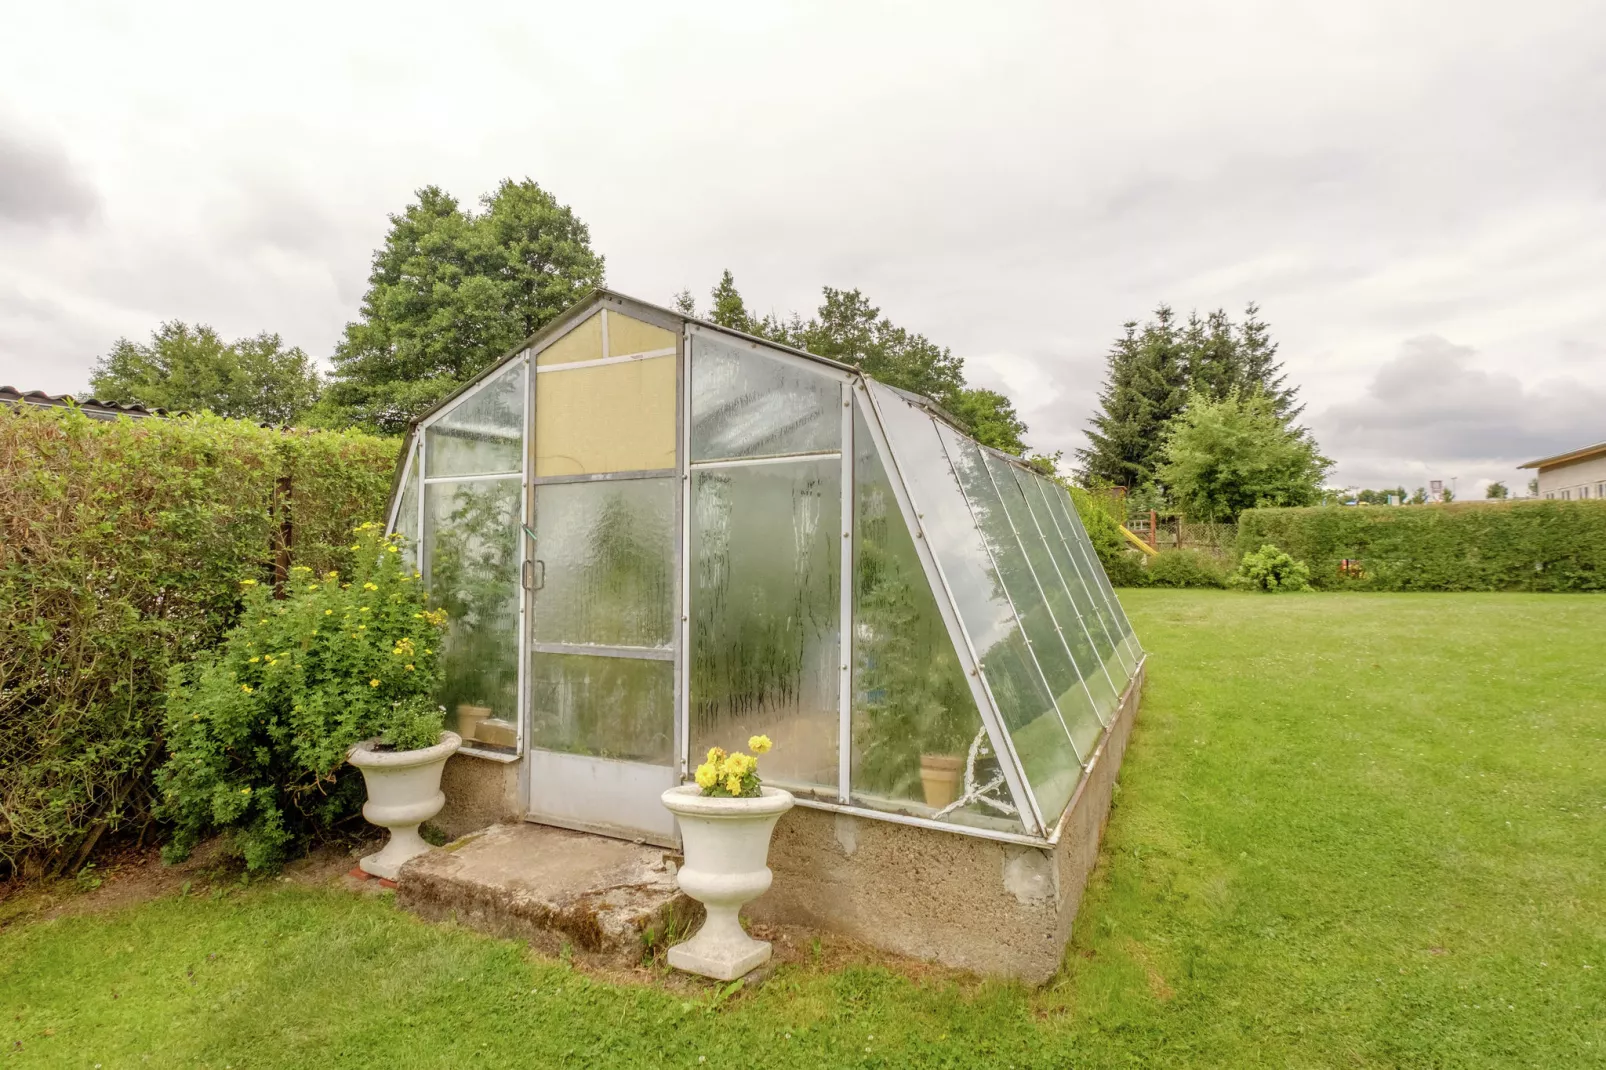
693, 736, 774, 798
157, 523, 448, 872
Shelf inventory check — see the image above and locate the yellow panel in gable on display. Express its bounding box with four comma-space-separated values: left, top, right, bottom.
536, 312, 603, 367
534, 355, 677, 476
605, 310, 677, 358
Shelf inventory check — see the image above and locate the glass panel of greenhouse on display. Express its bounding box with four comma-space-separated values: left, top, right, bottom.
387, 291, 1142, 845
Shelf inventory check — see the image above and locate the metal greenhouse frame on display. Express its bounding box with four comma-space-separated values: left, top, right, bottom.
385, 289, 1143, 848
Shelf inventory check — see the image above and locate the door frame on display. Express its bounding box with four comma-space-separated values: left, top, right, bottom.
519, 301, 687, 847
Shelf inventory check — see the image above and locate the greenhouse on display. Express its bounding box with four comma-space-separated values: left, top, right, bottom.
385, 289, 1143, 855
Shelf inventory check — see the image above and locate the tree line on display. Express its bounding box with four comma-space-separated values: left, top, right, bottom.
1075, 305, 1330, 522
87, 175, 1338, 521
88, 180, 1035, 456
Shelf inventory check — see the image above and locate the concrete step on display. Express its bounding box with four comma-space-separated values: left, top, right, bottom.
397, 822, 698, 962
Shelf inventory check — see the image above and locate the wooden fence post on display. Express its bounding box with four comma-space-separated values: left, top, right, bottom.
272, 472, 293, 598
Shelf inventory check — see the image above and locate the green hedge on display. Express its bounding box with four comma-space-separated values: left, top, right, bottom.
0, 405, 397, 878
1237, 501, 1606, 591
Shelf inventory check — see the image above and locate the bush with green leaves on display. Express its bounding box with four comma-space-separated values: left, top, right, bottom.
157, 524, 447, 872
1233, 544, 1313, 592
1066, 485, 1128, 563
1104, 551, 1150, 588
1145, 549, 1229, 588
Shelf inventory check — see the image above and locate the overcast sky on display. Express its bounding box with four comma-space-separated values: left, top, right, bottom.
3, 1, 1603, 494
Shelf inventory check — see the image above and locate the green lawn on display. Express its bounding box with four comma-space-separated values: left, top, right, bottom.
4, 591, 1603, 1068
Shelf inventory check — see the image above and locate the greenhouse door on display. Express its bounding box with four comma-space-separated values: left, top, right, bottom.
522, 307, 681, 846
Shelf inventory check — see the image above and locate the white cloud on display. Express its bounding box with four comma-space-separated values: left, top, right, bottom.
1311, 335, 1606, 492
0, 0, 1602, 499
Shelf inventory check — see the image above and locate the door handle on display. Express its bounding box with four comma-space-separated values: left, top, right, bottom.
523, 559, 546, 591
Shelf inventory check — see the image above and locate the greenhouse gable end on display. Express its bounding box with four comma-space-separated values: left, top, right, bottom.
386, 289, 1145, 979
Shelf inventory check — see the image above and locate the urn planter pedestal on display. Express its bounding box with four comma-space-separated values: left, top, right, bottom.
660, 784, 794, 981
347, 731, 461, 880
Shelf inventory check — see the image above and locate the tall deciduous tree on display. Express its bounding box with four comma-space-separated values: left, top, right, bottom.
319, 179, 604, 433
1157, 391, 1331, 522
90, 321, 321, 424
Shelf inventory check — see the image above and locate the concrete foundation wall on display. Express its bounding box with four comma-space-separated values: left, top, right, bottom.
435, 754, 522, 839
748, 663, 1144, 983
426, 665, 1142, 983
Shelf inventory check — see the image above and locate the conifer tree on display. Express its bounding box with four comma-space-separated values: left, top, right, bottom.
1076, 307, 1189, 487
1078, 302, 1305, 488
1237, 303, 1301, 419
707, 270, 751, 331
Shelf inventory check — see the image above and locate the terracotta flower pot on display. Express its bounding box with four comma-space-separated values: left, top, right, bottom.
660, 784, 794, 981
919, 754, 964, 809
347, 731, 461, 880
455, 704, 491, 744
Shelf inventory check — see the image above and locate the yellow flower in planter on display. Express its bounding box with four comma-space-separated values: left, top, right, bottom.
747, 735, 772, 755
692, 741, 773, 798
369, 679, 380, 688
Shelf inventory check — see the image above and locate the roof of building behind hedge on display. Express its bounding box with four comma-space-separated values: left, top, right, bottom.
0, 386, 175, 420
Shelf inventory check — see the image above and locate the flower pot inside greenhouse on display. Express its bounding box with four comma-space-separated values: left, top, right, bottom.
385, 289, 1145, 980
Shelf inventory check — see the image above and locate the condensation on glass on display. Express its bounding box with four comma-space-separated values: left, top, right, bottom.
420, 361, 526, 754
690, 332, 842, 461
530, 478, 675, 650
424, 476, 522, 752
426, 363, 525, 478
394, 444, 421, 572
868, 384, 1083, 821
527, 653, 673, 764
690, 457, 842, 797
850, 401, 1025, 834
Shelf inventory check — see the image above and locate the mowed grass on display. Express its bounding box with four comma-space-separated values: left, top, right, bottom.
3, 591, 1603, 1069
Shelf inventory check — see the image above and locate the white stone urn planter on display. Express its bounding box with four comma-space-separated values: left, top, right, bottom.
660, 784, 794, 980
347, 731, 461, 879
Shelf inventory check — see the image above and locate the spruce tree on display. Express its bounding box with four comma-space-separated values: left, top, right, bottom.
1079, 302, 1305, 488
1076, 307, 1189, 487
707, 270, 751, 331
1237, 302, 1301, 419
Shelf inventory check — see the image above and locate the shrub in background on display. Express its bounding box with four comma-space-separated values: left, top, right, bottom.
1067, 486, 1128, 567
159, 525, 446, 872
1233, 544, 1313, 592
1237, 501, 1606, 591
1103, 551, 1150, 588
1145, 549, 1229, 588
0, 405, 396, 878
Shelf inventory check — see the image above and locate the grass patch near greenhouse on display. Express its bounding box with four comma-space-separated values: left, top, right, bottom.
3, 591, 1603, 1068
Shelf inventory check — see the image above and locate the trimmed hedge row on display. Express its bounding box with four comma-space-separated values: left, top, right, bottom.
0, 405, 397, 877
1237, 501, 1606, 591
